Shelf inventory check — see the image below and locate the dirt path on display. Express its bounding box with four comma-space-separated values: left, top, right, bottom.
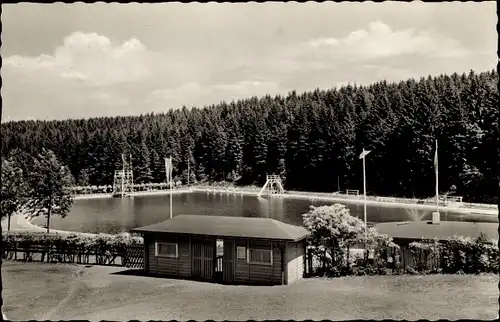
36, 268, 86, 320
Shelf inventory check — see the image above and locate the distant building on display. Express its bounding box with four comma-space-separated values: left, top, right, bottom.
132, 215, 309, 285
374, 221, 498, 245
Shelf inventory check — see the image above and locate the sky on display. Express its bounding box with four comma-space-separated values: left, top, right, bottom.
1, 2, 497, 121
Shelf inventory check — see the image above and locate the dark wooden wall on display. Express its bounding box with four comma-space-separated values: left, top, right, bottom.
147, 234, 191, 278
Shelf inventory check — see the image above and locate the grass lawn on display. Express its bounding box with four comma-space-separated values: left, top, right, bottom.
2, 261, 498, 321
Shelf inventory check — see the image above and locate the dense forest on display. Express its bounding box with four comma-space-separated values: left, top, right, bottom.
1, 69, 498, 203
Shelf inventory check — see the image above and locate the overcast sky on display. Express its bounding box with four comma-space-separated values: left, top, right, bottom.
2, 2, 497, 121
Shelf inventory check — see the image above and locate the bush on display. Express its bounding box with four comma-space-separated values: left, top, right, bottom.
302, 204, 399, 277
2, 230, 143, 255
407, 233, 498, 275
303, 204, 498, 277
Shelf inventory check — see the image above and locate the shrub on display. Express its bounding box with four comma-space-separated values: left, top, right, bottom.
2, 230, 144, 257
302, 204, 398, 277
303, 204, 498, 277
406, 233, 498, 275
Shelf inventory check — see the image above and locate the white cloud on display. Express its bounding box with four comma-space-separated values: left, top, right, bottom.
4, 32, 151, 87
300, 21, 470, 62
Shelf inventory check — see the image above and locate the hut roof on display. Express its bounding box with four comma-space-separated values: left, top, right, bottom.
132, 215, 309, 242
374, 221, 498, 241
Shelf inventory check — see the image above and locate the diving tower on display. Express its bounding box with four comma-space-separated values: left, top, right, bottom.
113, 154, 134, 197
257, 175, 285, 198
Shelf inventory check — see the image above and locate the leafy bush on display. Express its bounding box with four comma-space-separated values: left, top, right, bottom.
407, 233, 498, 275
302, 204, 398, 277
303, 204, 498, 277
2, 230, 143, 257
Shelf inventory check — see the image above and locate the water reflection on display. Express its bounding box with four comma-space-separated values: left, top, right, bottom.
257, 197, 270, 218
257, 197, 285, 221
31, 192, 498, 234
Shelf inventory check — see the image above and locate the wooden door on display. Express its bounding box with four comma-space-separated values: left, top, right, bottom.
191, 238, 215, 281
222, 239, 235, 283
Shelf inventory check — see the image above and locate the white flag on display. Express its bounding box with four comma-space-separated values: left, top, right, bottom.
434, 140, 438, 172
165, 157, 172, 184
359, 149, 371, 159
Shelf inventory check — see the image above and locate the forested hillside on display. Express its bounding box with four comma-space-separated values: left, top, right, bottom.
2, 70, 498, 203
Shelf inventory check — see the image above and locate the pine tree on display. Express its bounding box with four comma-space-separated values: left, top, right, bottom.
77, 168, 91, 186
136, 136, 153, 183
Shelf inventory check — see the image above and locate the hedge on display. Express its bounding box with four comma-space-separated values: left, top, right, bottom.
307, 233, 498, 277
408, 234, 498, 274
2, 230, 143, 248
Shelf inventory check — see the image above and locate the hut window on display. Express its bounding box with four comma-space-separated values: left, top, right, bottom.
237, 246, 246, 259
248, 248, 273, 265
155, 242, 178, 258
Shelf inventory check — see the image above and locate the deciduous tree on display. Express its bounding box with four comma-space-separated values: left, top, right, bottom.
26, 149, 75, 233
1, 156, 28, 230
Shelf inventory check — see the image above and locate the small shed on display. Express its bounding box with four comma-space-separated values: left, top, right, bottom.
131, 215, 309, 285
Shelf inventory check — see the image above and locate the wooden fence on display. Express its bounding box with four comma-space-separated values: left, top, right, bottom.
2, 242, 145, 269
123, 244, 145, 269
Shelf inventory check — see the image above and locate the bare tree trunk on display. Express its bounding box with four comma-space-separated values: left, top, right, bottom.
8, 214, 11, 231
47, 188, 53, 233
46, 208, 51, 233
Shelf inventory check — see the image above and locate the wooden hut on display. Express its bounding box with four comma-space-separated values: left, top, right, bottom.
131, 215, 309, 285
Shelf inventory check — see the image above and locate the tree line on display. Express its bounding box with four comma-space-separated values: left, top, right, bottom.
1, 69, 498, 203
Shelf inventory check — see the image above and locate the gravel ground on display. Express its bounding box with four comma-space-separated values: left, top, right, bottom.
2, 261, 498, 321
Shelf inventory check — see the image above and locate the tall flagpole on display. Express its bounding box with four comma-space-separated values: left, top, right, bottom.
363, 150, 367, 233
435, 140, 439, 212
165, 156, 173, 219
359, 148, 371, 235
169, 156, 173, 219
433, 140, 440, 224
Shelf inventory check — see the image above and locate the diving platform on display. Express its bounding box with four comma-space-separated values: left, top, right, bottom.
113, 154, 134, 197
257, 175, 285, 198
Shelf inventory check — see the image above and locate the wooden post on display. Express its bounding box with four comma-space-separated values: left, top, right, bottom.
270, 241, 273, 284
302, 243, 306, 278
144, 235, 149, 272
212, 238, 216, 282
247, 239, 250, 284
176, 235, 179, 276
188, 236, 192, 277
281, 243, 286, 285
